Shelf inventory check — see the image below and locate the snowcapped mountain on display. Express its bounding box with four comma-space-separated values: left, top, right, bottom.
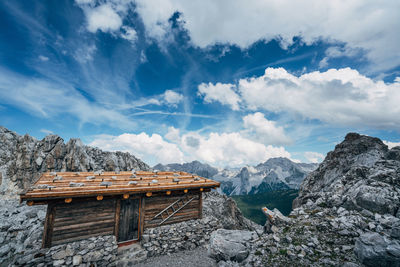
154, 158, 318, 196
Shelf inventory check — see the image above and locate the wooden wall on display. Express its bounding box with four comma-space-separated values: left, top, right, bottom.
45, 199, 116, 247
143, 192, 201, 228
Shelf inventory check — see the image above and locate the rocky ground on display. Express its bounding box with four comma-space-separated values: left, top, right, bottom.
135, 247, 217, 267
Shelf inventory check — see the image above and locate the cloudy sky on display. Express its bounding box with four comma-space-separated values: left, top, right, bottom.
1, 0, 400, 167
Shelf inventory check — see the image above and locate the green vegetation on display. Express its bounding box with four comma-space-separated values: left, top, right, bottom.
232, 189, 298, 225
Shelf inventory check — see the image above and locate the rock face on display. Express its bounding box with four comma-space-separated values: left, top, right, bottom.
240, 133, 400, 266
293, 132, 400, 217
354, 232, 400, 267
0, 126, 149, 198
155, 158, 317, 196
154, 160, 219, 179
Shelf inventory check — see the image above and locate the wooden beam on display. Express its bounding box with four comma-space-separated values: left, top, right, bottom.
114, 199, 121, 242
42, 203, 55, 248
198, 192, 203, 219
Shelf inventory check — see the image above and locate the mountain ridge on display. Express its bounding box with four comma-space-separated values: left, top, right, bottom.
155, 157, 318, 196
0, 126, 150, 198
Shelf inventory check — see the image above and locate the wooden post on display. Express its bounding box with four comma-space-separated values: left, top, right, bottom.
42, 203, 55, 248
198, 192, 203, 219
114, 199, 121, 242
139, 197, 145, 240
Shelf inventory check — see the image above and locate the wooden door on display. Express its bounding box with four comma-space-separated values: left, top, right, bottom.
118, 198, 140, 242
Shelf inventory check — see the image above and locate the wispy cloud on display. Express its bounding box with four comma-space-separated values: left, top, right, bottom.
0, 67, 136, 129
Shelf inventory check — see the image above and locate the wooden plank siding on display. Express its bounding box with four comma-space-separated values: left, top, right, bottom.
144, 192, 201, 228
49, 199, 116, 246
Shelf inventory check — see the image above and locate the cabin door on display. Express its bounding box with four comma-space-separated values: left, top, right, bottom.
118, 198, 140, 242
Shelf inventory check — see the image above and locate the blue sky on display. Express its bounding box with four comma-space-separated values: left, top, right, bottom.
1, 0, 400, 167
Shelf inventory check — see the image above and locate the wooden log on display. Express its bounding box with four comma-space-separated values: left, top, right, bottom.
139, 197, 145, 240
123, 193, 129, 199
146, 192, 152, 197
64, 198, 72, 203
42, 203, 55, 248
97, 195, 103, 201
115, 199, 121, 241
198, 192, 203, 219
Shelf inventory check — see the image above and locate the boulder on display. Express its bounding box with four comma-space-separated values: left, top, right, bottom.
208, 229, 256, 263
354, 232, 400, 267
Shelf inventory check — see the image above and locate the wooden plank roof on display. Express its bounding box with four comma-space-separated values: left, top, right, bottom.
20, 170, 220, 201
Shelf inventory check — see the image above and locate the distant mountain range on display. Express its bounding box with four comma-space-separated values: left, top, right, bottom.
154, 158, 318, 196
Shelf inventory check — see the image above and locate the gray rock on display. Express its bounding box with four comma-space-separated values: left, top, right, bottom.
354, 232, 400, 267
208, 229, 256, 263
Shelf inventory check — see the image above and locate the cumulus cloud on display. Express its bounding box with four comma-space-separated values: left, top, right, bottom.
242, 112, 291, 145
86, 4, 122, 33
198, 82, 240, 110
90, 133, 184, 165
304, 151, 325, 163
384, 141, 400, 149
203, 67, 400, 130
90, 127, 293, 167
162, 90, 184, 107
132, 0, 400, 72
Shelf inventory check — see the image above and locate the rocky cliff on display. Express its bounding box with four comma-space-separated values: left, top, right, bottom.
211, 133, 400, 266
0, 126, 149, 198
155, 158, 318, 196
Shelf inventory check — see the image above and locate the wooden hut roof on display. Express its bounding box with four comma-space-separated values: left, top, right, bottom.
20, 170, 220, 201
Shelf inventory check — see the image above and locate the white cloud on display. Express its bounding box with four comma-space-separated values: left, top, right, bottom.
73, 44, 96, 63
198, 82, 240, 110
86, 4, 122, 33
120, 25, 137, 42
90, 133, 184, 165
38, 55, 49, 62
124, 90, 184, 109
242, 112, 291, 145
132, 0, 400, 73
304, 151, 325, 163
208, 67, 400, 130
40, 129, 53, 135
162, 90, 184, 107
90, 127, 293, 167
383, 141, 400, 149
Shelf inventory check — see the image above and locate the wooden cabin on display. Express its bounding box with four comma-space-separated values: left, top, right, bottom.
20, 170, 220, 248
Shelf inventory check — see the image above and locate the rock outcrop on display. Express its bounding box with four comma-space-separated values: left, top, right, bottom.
0, 126, 149, 198
232, 133, 400, 266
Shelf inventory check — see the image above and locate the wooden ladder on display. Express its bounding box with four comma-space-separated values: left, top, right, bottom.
151, 195, 196, 225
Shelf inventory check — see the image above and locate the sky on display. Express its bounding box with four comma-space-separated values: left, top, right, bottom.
0, 0, 400, 168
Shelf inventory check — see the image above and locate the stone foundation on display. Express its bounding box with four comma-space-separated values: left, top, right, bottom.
141, 217, 221, 257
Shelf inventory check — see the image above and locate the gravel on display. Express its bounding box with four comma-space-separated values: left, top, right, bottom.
135, 247, 217, 267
